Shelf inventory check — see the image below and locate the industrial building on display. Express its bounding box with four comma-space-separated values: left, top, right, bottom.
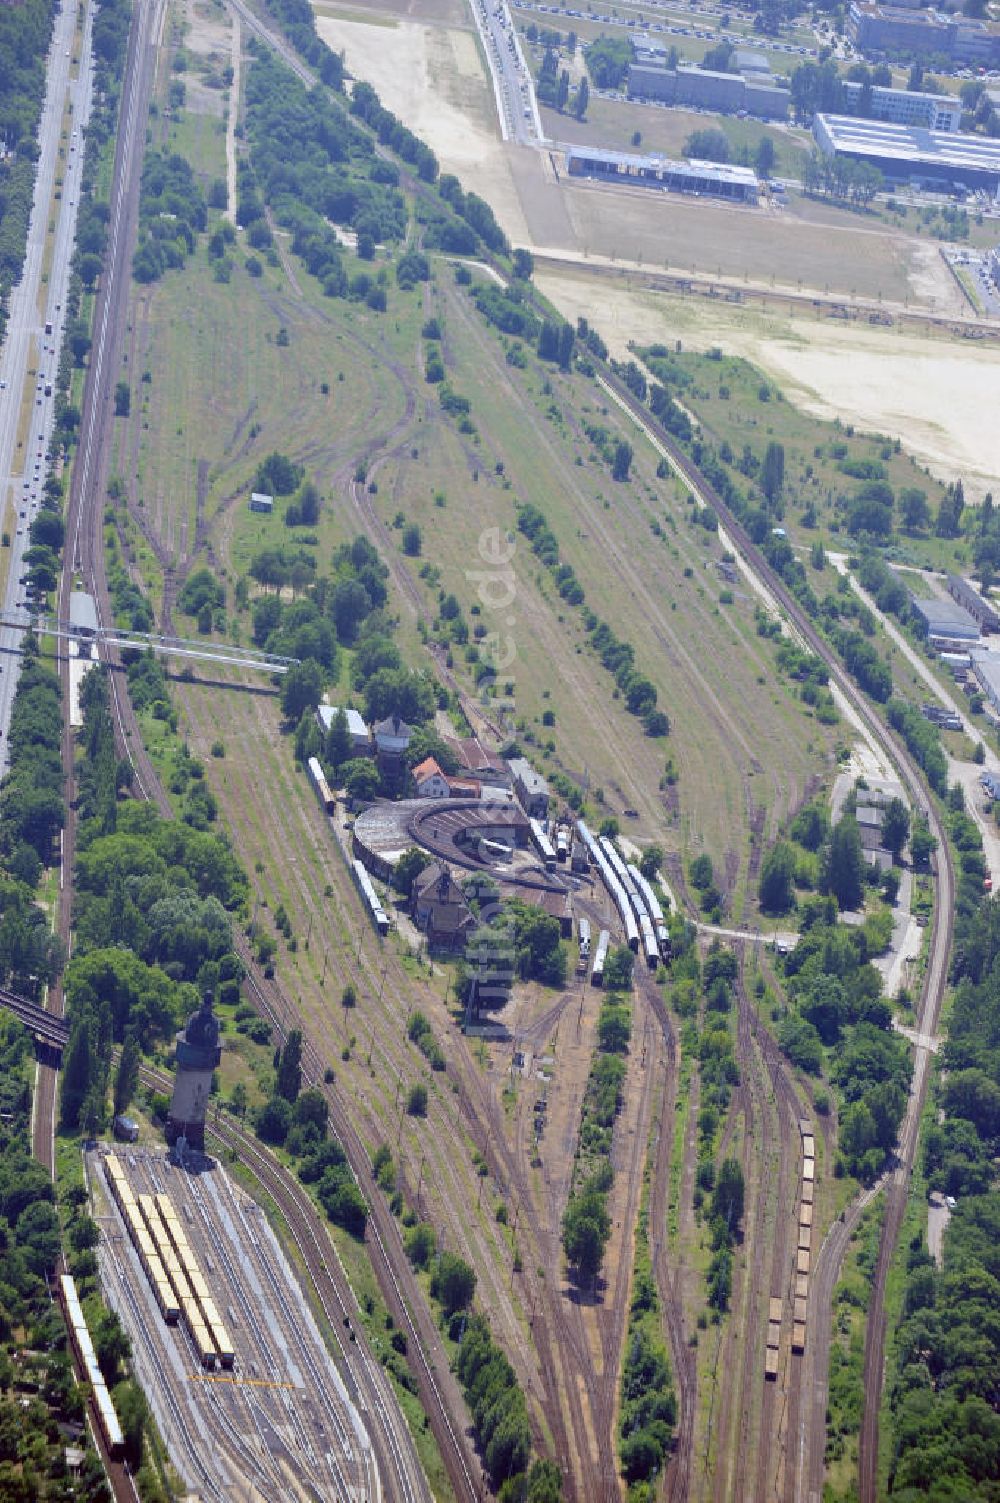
840, 80, 961, 132
315, 703, 371, 754
507, 756, 551, 818
910, 594, 981, 642
974, 654, 1000, 712
847, 2, 1000, 67
627, 60, 790, 120
814, 114, 1000, 193
946, 575, 1000, 633
565, 145, 759, 202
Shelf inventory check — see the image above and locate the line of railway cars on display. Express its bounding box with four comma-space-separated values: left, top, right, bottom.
591, 928, 611, 986
576, 822, 670, 969
307, 756, 336, 815
104, 1156, 235, 1371
60, 1273, 125, 1460
764, 1121, 817, 1379
529, 818, 557, 872
104, 1154, 179, 1325
351, 858, 390, 937
155, 1191, 234, 1371
577, 917, 591, 972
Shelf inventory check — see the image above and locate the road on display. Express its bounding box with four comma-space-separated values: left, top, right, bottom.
469, 0, 542, 144
0, 0, 94, 773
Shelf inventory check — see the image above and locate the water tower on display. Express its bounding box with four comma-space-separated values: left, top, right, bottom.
165, 992, 221, 1151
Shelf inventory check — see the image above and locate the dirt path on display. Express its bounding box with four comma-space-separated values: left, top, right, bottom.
223, 0, 241, 224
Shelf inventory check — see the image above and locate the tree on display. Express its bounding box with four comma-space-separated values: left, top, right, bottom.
431, 1251, 476, 1316
401, 523, 421, 557
910, 818, 937, 869
342, 758, 381, 801
603, 945, 634, 992
60, 1020, 94, 1131
826, 817, 865, 911
407, 1082, 428, 1116
759, 840, 796, 914
711, 1157, 745, 1236
280, 660, 325, 722
562, 1191, 610, 1282
275, 1029, 303, 1103
900, 487, 930, 533
754, 135, 776, 178
113, 1031, 140, 1118
574, 76, 589, 119
556, 69, 569, 111
114, 382, 130, 417
325, 707, 352, 771
394, 847, 430, 898
761, 441, 785, 503
881, 797, 910, 863
639, 844, 664, 881
612, 440, 633, 482
683, 128, 731, 163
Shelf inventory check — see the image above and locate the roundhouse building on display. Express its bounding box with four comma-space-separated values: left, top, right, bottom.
814, 114, 1000, 194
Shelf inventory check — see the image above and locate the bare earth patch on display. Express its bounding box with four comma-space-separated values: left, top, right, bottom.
535, 266, 1000, 497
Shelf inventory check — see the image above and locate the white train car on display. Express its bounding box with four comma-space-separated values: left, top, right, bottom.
591, 928, 611, 987
61, 1274, 125, 1460
556, 828, 569, 863
627, 864, 671, 958
307, 756, 335, 815
639, 912, 659, 970
352, 858, 390, 936
530, 818, 557, 872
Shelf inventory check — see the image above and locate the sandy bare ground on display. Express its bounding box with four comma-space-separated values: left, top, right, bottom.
315, 11, 533, 243
537, 267, 1000, 496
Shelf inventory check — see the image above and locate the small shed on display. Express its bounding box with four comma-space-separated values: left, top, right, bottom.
113, 1115, 139, 1143
250, 492, 274, 514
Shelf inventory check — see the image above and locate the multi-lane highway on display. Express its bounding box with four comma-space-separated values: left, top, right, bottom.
0, 0, 94, 772
469, 0, 542, 144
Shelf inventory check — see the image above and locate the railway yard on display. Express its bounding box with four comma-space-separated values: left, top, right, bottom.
0, 0, 986, 1497
91, 1145, 383, 1503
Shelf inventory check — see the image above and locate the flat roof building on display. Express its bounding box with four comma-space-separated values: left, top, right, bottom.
250, 492, 273, 513
974, 655, 1000, 712
814, 114, 1000, 192
627, 62, 789, 120
565, 145, 760, 201
315, 704, 371, 753
946, 575, 1000, 633
847, 2, 1000, 66
910, 595, 981, 641
841, 81, 961, 132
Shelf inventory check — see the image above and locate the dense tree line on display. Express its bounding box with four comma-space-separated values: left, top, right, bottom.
261, 0, 345, 88
887, 866, 1000, 1495
0, 641, 65, 884
781, 912, 909, 1180
0, 1014, 117, 1501
61, 670, 247, 1132
0, 0, 56, 342
132, 151, 207, 283
456, 1315, 562, 1497
243, 48, 405, 296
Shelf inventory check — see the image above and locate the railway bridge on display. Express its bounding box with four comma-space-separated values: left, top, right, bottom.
0, 609, 298, 676
0, 983, 68, 1052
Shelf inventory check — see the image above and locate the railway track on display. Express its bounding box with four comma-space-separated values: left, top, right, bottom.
592, 362, 956, 1503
